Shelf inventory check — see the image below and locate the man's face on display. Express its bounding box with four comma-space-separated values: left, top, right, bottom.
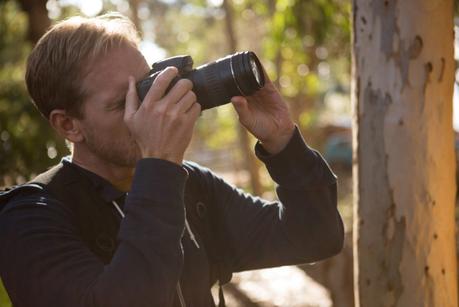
78, 43, 150, 167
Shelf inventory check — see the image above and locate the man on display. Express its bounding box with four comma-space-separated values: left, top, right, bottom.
0, 13, 343, 307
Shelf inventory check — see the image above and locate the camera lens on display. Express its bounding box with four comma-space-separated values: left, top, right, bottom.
250, 57, 263, 86
190, 51, 265, 110
136, 51, 265, 111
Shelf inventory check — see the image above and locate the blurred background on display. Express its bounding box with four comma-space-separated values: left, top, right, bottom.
0, 0, 457, 306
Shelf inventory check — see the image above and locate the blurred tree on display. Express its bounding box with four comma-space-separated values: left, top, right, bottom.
221, 0, 262, 196
128, 0, 141, 32
2, 0, 351, 184
143, 0, 351, 188
260, 0, 351, 147
16, 0, 49, 43
0, 0, 68, 187
353, 0, 457, 306
0, 0, 354, 305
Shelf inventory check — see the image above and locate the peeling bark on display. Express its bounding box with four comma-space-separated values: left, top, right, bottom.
352, 0, 457, 306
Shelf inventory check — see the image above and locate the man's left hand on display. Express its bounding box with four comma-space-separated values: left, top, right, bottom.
231, 73, 295, 155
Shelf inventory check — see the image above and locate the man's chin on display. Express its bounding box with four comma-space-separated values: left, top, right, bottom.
92, 150, 140, 169
110, 155, 140, 168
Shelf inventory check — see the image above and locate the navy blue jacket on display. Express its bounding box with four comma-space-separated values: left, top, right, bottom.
0, 127, 344, 307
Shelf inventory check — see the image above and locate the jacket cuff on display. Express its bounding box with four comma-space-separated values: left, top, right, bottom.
255, 126, 336, 188
130, 158, 188, 203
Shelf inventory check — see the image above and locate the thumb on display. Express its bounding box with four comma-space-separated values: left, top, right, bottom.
124, 76, 140, 122
231, 96, 251, 123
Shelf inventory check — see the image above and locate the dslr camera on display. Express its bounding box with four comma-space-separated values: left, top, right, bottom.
136, 51, 265, 110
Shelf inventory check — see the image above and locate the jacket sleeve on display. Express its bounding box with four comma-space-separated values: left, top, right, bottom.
0, 159, 187, 307
198, 126, 344, 273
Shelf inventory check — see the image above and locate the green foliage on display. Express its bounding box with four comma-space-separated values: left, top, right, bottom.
0, 278, 11, 307
0, 1, 68, 186
145, 0, 351, 151
143, 1, 245, 155
197, 104, 239, 150
0, 0, 352, 184
0, 0, 353, 302
263, 0, 350, 90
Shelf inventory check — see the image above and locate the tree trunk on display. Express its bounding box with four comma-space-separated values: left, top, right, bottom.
352, 1, 457, 307
128, 0, 141, 36
18, 0, 50, 43
222, 0, 262, 196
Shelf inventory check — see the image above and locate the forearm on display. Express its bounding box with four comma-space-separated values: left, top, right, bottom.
207, 127, 344, 272
257, 127, 344, 260
276, 182, 343, 261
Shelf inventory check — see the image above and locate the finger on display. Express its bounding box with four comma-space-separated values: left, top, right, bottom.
260, 64, 273, 85
164, 78, 193, 106
231, 96, 251, 122
175, 90, 197, 113
143, 66, 178, 106
186, 101, 201, 118
124, 76, 139, 122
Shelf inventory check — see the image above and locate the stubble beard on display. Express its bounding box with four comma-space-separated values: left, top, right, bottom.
84, 127, 141, 168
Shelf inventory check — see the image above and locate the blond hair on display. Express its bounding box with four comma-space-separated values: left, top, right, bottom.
26, 12, 140, 119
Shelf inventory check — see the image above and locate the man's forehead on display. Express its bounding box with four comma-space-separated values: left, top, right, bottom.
81, 45, 148, 98
85, 46, 146, 80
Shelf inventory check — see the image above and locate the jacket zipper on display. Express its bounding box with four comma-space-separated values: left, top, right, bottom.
176, 282, 186, 307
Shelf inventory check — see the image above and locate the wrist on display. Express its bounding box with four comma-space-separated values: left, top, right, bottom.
260, 124, 295, 155
141, 150, 183, 166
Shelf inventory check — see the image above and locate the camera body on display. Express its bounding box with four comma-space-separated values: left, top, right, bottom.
136, 51, 265, 110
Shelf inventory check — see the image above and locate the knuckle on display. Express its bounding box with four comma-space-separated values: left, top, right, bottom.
159, 96, 170, 106
174, 114, 183, 123
164, 108, 175, 118
153, 104, 167, 116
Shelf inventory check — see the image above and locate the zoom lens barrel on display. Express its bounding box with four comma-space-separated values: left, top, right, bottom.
136, 51, 265, 110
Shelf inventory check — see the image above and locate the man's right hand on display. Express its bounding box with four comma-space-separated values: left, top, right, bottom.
124, 66, 201, 165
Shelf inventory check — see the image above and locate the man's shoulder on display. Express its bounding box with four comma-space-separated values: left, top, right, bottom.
0, 161, 76, 215
0, 183, 62, 213
0, 185, 76, 238
0, 183, 46, 201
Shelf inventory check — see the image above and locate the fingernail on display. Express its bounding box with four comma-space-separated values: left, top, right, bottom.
167, 66, 178, 73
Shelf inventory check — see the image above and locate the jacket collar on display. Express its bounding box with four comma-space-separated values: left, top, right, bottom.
61, 157, 126, 204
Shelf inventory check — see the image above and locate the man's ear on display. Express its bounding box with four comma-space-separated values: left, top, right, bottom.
49, 109, 84, 143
